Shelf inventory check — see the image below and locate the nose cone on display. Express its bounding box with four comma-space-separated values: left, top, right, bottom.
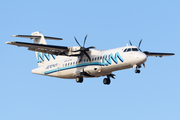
139, 53, 147, 64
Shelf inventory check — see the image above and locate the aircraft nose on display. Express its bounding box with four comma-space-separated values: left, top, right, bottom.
138, 53, 147, 63
135, 52, 147, 64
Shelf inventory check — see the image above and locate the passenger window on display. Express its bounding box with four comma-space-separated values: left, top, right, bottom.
92, 58, 94, 61
97, 57, 99, 60
95, 57, 96, 61
100, 56, 102, 59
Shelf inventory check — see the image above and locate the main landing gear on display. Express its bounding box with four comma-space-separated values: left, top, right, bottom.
76, 74, 115, 85
76, 76, 83, 83
103, 74, 115, 85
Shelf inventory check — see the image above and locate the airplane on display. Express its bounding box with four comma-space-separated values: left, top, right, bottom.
6, 31, 175, 85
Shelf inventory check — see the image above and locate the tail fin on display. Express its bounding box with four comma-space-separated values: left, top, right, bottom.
31, 31, 56, 67
31, 31, 47, 44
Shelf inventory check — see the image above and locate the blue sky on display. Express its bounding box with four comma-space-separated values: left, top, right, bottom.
1, 0, 179, 120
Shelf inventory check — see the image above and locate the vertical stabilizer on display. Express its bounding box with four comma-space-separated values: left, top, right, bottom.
31, 31, 56, 67
31, 31, 47, 44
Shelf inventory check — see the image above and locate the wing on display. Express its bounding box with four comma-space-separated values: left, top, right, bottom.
143, 51, 175, 57
6, 41, 69, 55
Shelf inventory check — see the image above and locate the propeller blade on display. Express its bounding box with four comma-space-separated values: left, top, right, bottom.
74, 36, 82, 47
143, 63, 145, 68
129, 40, 132, 46
84, 51, 92, 63
78, 52, 84, 64
87, 46, 96, 49
138, 39, 142, 48
83, 34, 88, 47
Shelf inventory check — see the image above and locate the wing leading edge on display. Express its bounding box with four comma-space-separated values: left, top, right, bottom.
6, 41, 69, 55
143, 51, 175, 57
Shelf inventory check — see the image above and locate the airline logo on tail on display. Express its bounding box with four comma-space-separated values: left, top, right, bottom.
37, 52, 56, 63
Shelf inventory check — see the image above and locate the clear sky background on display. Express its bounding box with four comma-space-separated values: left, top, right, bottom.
0, 0, 179, 120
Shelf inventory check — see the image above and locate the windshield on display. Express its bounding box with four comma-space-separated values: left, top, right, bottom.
132, 48, 138, 51
123, 48, 139, 52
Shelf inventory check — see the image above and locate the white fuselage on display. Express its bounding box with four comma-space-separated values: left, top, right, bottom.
31, 46, 147, 79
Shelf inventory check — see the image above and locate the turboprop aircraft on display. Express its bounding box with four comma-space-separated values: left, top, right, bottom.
6, 31, 175, 85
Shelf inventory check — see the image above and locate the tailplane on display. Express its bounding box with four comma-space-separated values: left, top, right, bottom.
9, 31, 65, 67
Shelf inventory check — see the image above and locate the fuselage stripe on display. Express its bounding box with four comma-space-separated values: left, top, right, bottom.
44, 62, 104, 75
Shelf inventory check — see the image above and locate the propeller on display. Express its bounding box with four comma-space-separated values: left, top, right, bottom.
129, 40, 132, 46
129, 39, 142, 48
138, 39, 142, 48
73, 35, 96, 64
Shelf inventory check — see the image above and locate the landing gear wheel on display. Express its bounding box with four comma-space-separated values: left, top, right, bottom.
76, 76, 83, 83
103, 78, 111, 85
135, 70, 140, 74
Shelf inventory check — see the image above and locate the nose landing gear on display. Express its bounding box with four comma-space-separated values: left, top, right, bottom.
135, 65, 141, 73
135, 69, 140, 73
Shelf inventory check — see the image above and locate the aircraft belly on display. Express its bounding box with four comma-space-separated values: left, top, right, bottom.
59, 69, 76, 79
101, 62, 131, 73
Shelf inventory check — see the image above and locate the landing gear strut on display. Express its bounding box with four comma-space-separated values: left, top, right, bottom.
135, 65, 141, 74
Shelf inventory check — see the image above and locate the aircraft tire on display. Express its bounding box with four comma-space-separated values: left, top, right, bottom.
103, 78, 111, 85
76, 76, 83, 83
135, 70, 140, 74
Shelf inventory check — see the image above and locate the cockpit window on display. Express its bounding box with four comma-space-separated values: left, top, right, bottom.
123, 49, 127, 52
132, 48, 138, 51
124, 48, 139, 52
127, 48, 131, 52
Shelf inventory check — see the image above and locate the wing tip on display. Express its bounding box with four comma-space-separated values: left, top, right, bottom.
11, 35, 17, 37
6, 41, 16, 44
6, 42, 11, 44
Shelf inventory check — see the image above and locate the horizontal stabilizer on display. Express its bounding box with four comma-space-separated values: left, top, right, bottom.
11, 35, 63, 40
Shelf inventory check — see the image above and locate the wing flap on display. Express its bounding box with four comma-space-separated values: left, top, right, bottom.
6, 41, 69, 55
143, 51, 175, 57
